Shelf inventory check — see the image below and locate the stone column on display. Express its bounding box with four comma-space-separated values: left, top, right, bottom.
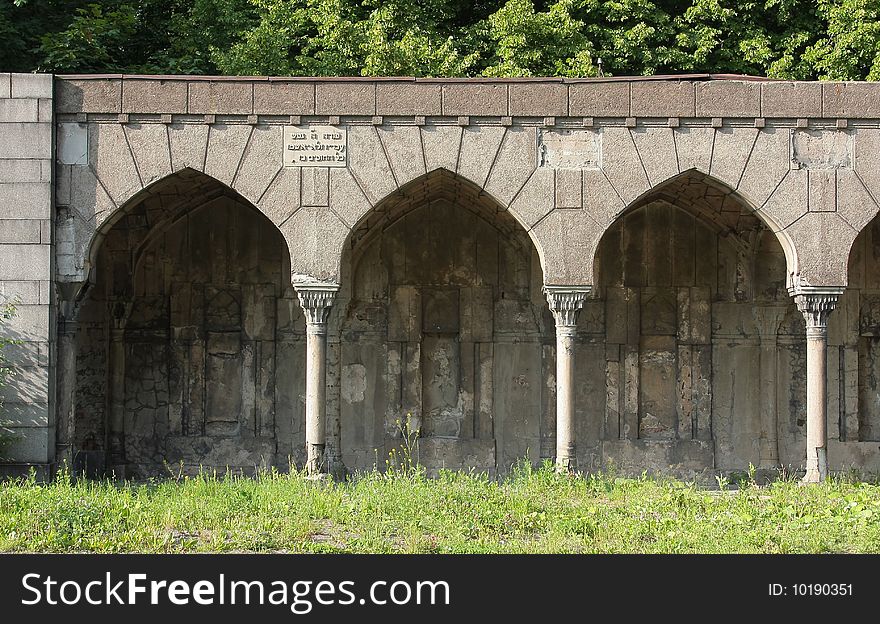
544, 286, 590, 472
55, 283, 85, 472
755, 306, 786, 469
792, 287, 844, 483
107, 300, 131, 478
294, 282, 339, 475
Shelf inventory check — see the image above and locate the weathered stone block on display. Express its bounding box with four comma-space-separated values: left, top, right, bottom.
56, 122, 88, 165
0, 245, 50, 280
673, 127, 714, 174
376, 82, 441, 116
582, 168, 625, 225
346, 125, 396, 205
457, 125, 505, 187
316, 82, 376, 115
630, 127, 678, 186
761, 82, 822, 118
259, 168, 301, 225
508, 82, 567, 116
761, 168, 807, 231
568, 81, 629, 117
822, 82, 880, 118
188, 81, 253, 114
484, 125, 538, 206
122, 79, 188, 113
1, 426, 50, 463
253, 82, 314, 115
282, 205, 350, 281
0, 99, 38, 122
204, 123, 253, 186
441, 83, 507, 116
421, 125, 461, 173
539, 128, 600, 169
784, 211, 856, 286
38, 99, 52, 122
378, 125, 426, 187
710, 127, 758, 189
600, 127, 650, 204
168, 123, 209, 172
1, 303, 50, 340
532, 207, 603, 285
124, 122, 173, 186
2, 123, 51, 159
631, 81, 695, 118
0, 220, 41, 244
737, 127, 791, 208
0, 183, 51, 219
301, 167, 329, 207
0, 159, 43, 183
508, 167, 554, 228
791, 128, 852, 170
0, 73, 10, 98
328, 167, 369, 226
232, 124, 283, 203
808, 169, 836, 212
11, 73, 52, 99
55, 78, 121, 113
696, 81, 761, 118
836, 169, 878, 233
555, 169, 582, 208
88, 123, 142, 205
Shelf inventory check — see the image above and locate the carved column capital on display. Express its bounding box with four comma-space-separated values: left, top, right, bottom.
790, 286, 845, 336
544, 285, 591, 332
294, 282, 340, 335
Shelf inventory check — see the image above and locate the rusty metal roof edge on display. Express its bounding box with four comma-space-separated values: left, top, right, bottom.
54, 73, 780, 83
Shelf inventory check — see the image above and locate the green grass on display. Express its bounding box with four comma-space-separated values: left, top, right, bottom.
2, 462, 880, 553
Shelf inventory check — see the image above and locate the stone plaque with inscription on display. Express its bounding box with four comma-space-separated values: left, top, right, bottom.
790, 129, 852, 170
539, 129, 601, 169
283, 125, 347, 167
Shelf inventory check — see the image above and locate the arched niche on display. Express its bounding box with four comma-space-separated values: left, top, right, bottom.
73, 170, 306, 477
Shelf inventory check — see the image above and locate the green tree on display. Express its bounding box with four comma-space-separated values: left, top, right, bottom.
5, 1, 880, 86
804, 0, 880, 80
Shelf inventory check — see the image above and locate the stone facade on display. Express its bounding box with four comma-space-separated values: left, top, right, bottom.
0, 73, 54, 472
5, 73, 880, 478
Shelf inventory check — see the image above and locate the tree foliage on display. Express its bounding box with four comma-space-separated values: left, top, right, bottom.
3, 0, 880, 79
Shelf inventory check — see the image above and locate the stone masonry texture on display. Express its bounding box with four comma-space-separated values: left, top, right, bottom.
0, 73, 54, 467
6, 73, 880, 478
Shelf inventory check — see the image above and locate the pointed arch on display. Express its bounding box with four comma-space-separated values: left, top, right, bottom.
84, 168, 292, 290
287, 167, 549, 286
350, 168, 544, 268
592, 168, 799, 288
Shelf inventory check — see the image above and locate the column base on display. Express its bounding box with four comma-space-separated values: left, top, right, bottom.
801, 447, 827, 484
306, 443, 325, 475
555, 457, 576, 474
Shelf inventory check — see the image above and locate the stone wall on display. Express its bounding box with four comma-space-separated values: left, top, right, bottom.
73, 183, 306, 477
0, 73, 54, 469
336, 193, 550, 474
8, 73, 880, 476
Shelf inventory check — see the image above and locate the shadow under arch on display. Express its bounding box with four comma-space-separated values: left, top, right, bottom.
340, 167, 548, 285
593, 168, 799, 289
588, 165, 801, 472
72, 167, 303, 477
84, 168, 292, 290
333, 167, 553, 475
